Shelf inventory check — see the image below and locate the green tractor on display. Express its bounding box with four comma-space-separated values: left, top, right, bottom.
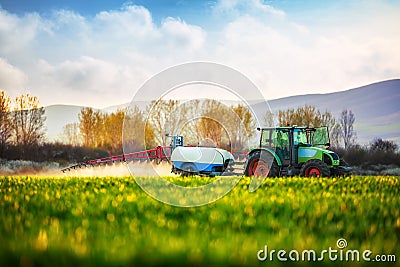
244, 126, 351, 177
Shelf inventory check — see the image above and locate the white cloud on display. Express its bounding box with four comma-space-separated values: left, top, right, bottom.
0, 58, 27, 93
34, 57, 146, 107
0, 1, 399, 107
0, 8, 48, 65
161, 17, 206, 52
212, 0, 285, 19
0, 5, 209, 107
210, 0, 400, 98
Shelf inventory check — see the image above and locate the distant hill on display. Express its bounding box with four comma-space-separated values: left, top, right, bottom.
44, 79, 400, 145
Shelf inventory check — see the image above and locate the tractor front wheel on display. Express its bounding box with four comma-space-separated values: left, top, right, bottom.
300, 160, 330, 177
244, 151, 278, 177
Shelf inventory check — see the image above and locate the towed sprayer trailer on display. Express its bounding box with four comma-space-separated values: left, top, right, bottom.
61, 134, 235, 176
62, 126, 351, 177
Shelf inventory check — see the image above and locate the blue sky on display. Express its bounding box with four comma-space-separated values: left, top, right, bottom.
0, 0, 399, 108
0, 0, 214, 25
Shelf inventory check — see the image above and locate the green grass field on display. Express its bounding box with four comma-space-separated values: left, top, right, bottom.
0, 175, 399, 266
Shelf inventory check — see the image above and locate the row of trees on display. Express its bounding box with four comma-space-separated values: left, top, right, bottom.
69, 106, 155, 154
0, 91, 46, 159
1, 90, 398, 167
0, 89, 360, 159
68, 99, 256, 153
70, 100, 358, 154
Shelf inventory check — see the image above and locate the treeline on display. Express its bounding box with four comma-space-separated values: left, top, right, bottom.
335, 138, 400, 167
0, 91, 46, 160
1, 89, 399, 168
64, 99, 256, 154
0, 90, 112, 163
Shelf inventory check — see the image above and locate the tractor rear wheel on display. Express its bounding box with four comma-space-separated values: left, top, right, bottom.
244, 151, 278, 177
300, 159, 330, 177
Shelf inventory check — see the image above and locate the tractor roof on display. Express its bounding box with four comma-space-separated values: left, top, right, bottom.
257, 126, 310, 131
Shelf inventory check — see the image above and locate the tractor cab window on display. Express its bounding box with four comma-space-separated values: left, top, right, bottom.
293, 129, 308, 146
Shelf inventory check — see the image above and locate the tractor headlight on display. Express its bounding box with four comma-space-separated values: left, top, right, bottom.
329, 152, 339, 160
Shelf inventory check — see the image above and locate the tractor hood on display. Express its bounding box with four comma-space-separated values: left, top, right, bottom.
298, 146, 340, 166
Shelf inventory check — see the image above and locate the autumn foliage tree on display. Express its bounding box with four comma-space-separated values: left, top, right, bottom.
277, 104, 341, 147
78, 107, 99, 148
278, 105, 332, 127
229, 104, 256, 150
124, 105, 156, 151
196, 100, 229, 147
194, 100, 256, 149
77, 106, 155, 153
103, 110, 125, 153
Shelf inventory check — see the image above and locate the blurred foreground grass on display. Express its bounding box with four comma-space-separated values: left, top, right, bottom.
0, 175, 399, 266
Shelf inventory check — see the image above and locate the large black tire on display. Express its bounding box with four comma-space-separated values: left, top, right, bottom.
244, 151, 279, 177
300, 159, 330, 177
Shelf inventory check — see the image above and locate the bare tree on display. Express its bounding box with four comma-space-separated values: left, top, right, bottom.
328, 124, 341, 148
178, 99, 202, 146
62, 122, 81, 146
339, 109, 356, 149
12, 94, 46, 157
0, 91, 12, 157
12, 94, 46, 146
146, 99, 187, 146
263, 110, 275, 127
320, 111, 340, 148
